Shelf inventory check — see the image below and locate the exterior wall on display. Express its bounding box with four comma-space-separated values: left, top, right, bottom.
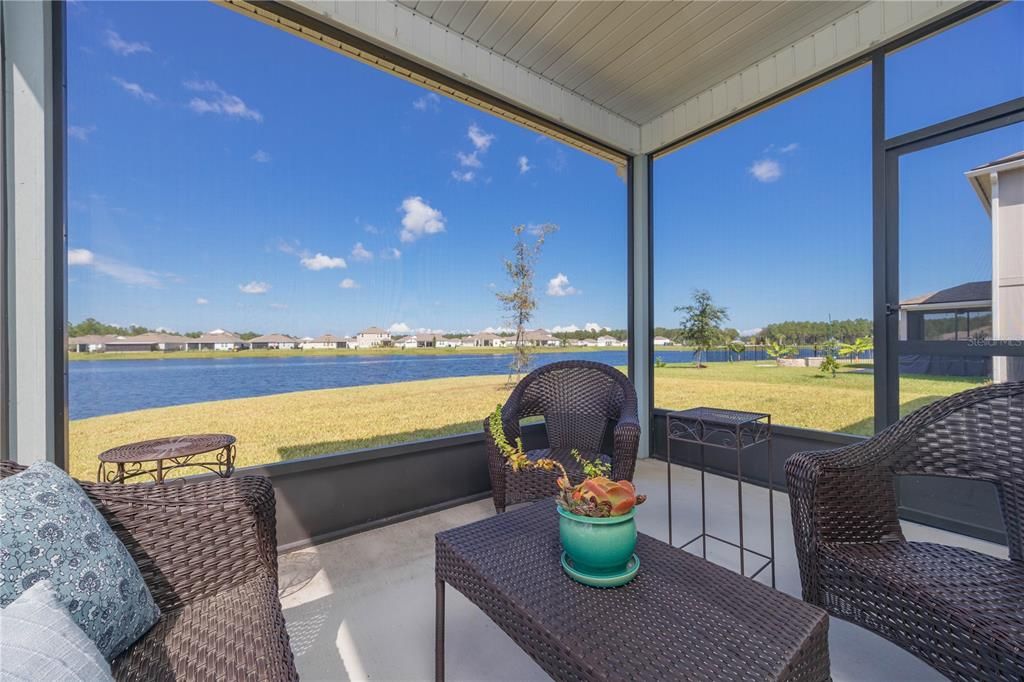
993, 166, 1024, 382
3, 2, 63, 464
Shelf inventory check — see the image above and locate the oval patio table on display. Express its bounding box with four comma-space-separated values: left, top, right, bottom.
97, 433, 237, 484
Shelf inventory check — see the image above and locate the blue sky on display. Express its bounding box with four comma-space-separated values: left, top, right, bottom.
68, 2, 1021, 337
67, 1, 627, 337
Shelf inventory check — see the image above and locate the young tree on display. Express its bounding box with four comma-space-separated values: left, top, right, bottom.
496, 223, 558, 383
765, 337, 798, 364
839, 336, 874, 364
675, 289, 729, 368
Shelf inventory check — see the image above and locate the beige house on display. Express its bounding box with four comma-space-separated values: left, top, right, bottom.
653, 336, 673, 346
302, 333, 349, 350
68, 334, 116, 352
966, 151, 1024, 382
187, 330, 246, 351
437, 337, 462, 348
354, 326, 391, 348
105, 332, 191, 352
466, 332, 500, 347
249, 333, 300, 350
524, 329, 560, 347
596, 335, 623, 347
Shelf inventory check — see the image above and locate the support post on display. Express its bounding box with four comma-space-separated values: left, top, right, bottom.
628, 154, 652, 458
2, 1, 66, 466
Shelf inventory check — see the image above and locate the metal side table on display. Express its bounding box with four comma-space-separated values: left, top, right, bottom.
666, 407, 775, 587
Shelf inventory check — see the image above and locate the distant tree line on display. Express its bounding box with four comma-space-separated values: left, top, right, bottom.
68, 317, 260, 340
760, 319, 872, 345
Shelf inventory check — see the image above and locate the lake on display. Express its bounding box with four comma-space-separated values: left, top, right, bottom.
68, 347, 824, 419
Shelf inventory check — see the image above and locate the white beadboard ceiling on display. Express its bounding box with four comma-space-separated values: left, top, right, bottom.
261, 0, 969, 155
398, 0, 864, 125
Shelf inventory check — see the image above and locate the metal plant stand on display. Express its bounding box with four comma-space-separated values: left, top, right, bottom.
666, 407, 775, 586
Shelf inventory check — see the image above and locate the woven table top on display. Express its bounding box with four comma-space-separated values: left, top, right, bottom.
98, 434, 236, 463
436, 500, 829, 681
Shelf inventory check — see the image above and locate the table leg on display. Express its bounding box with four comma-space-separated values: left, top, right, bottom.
736, 425, 745, 577
768, 435, 776, 588
435, 578, 445, 682
700, 442, 707, 559
117, 463, 126, 484
667, 420, 673, 546
156, 459, 165, 484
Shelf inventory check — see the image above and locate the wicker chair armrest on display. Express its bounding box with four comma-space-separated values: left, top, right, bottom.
611, 415, 640, 481
79, 475, 279, 613
786, 443, 902, 604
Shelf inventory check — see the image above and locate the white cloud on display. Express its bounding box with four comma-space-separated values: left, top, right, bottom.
779, 143, 799, 153
239, 281, 270, 294
482, 326, 513, 334
300, 252, 347, 271
451, 170, 475, 183
749, 159, 782, 183
399, 196, 446, 243
527, 223, 558, 237
413, 92, 440, 111
468, 124, 494, 152
551, 324, 579, 333
68, 125, 96, 142
740, 327, 764, 337
68, 248, 95, 266
363, 223, 380, 234
70, 249, 162, 287
381, 247, 402, 260
269, 302, 288, 310
105, 30, 151, 56
113, 77, 157, 103
251, 149, 271, 163
339, 278, 359, 289
184, 80, 262, 122
584, 322, 608, 332
350, 242, 373, 262
546, 273, 580, 297
388, 322, 411, 333
517, 155, 532, 174
196, 297, 209, 305
457, 151, 482, 168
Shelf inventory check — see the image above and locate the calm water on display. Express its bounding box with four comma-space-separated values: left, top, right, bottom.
68, 347, 824, 419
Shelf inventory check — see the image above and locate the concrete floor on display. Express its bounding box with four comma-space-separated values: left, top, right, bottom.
278, 459, 1005, 681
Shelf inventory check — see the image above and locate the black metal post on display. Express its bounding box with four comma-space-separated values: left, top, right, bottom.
435, 578, 445, 681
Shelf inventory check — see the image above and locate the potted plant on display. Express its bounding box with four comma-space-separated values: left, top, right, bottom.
489, 405, 646, 587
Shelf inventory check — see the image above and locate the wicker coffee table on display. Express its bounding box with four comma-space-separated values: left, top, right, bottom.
97, 433, 237, 484
435, 501, 829, 681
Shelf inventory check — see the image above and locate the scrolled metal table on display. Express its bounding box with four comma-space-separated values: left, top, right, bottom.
97, 433, 237, 484
666, 406, 775, 586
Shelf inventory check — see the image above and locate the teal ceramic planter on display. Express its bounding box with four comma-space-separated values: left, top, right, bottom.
558, 506, 637, 584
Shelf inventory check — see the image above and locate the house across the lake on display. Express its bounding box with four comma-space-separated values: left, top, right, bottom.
187, 330, 247, 351
248, 333, 300, 350
68, 334, 117, 352
653, 336, 673, 346
354, 327, 391, 348
302, 334, 350, 350
105, 332, 191, 353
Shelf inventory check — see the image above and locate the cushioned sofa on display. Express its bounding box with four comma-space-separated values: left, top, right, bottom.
0, 462, 298, 681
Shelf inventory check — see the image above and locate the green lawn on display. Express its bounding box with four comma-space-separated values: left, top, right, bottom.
69, 361, 983, 482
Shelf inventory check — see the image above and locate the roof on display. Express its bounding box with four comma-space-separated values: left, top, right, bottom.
69, 334, 117, 344
310, 333, 344, 343
106, 332, 191, 345
196, 331, 243, 343
250, 333, 298, 343
966, 150, 1024, 214
359, 326, 389, 335
468, 332, 499, 340
524, 329, 554, 340
900, 280, 992, 307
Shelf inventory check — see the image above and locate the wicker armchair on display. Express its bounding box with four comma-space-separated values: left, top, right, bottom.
484, 360, 640, 513
0, 462, 298, 682
786, 381, 1024, 681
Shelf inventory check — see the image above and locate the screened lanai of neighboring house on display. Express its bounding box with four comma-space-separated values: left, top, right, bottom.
3, 1, 1024, 681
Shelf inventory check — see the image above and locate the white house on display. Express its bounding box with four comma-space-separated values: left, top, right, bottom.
466, 332, 500, 347
524, 329, 560, 347
437, 337, 462, 348
653, 336, 673, 346
188, 330, 247, 351
396, 335, 419, 349
596, 335, 622, 347
249, 333, 300, 350
354, 326, 391, 348
68, 334, 115, 352
104, 332, 191, 352
302, 333, 349, 349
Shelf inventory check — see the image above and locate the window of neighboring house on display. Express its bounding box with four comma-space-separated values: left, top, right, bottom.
66, 2, 626, 482
921, 310, 993, 341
